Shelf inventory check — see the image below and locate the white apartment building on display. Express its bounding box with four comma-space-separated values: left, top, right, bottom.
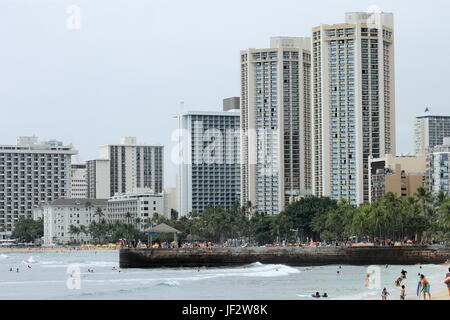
240, 37, 312, 215
177, 107, 240, 216
86, 159, 111, 199
427, 137, 450, 196
0, 137, 77, 239
70, 164, 87, 199
414, 112, 450, 155
164, 187, 178, 218
106, 189, 164, 231
312, 12, 396, 204
38, 199, 107, 245
98, 137, 164, 197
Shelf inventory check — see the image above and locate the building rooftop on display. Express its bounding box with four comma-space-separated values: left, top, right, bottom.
49, 199, 108, 206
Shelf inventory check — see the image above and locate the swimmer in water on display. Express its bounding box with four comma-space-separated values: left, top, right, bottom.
364, 274, 370, 287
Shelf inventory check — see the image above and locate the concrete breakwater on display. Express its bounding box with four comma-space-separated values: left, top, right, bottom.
119, 246, 450, 268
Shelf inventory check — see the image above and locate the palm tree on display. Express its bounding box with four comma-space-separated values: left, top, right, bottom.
125, 212, 132, 225
435, 190, 448, 207
94, 207, 105, 222
135, 218, 141, 229
68, 225, 80, 243
79, 225, 88, 243
415, 186, 432, 217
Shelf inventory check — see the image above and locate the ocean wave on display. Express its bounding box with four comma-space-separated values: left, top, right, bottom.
155, 280, 180, 287
0, 254, 8, 259
40, 261, 117, 268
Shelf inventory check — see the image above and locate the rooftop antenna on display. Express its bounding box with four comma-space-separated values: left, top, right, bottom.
180, 101, 185, 112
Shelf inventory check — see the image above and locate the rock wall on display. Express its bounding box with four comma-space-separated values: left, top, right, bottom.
119, 246, 450, 268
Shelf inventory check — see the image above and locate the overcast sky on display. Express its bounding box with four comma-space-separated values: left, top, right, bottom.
1, 0, 449, 187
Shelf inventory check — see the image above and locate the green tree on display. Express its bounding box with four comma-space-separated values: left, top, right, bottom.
11, 217, 44, 243
282, 197, 338, 241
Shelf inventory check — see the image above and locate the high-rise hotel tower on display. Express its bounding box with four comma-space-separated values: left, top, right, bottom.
241, 37, 312, 215
312, 12, 395, 204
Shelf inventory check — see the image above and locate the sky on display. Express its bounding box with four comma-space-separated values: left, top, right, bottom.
1, 0, 449, 188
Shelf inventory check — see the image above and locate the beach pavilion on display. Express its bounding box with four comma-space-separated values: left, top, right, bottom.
145, 223, 181, 246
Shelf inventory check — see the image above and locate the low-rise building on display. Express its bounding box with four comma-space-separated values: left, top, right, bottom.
37, 199, 108, 245
106, 189, 164, 231
369, 154, 427, 202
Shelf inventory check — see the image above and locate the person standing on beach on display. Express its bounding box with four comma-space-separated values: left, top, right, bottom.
381, 288, 390, 300
400, 285, 406, 300
445, 267, 450, 296
420, 274, 431, 300
417, 274, 423, 300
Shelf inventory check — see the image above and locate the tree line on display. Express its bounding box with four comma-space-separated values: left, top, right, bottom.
10, 187, 450, 245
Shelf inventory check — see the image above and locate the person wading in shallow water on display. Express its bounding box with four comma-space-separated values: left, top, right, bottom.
445, 267, 450, 297
420, 274, 431, 300
381, 288, 390, 300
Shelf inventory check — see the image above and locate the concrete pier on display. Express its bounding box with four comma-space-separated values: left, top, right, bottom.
119, 246, 450, 268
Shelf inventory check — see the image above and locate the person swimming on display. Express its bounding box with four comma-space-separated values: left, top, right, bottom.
322, 293, 328, 298
312, 292, 321, 298
400, 269, 407, 279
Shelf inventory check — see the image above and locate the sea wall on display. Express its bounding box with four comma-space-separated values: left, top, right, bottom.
119, 246, 450, 268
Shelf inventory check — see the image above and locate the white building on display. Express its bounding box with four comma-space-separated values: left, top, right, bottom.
0, 137, 77, 239
414, 112, 450, 155
177, 106, 241, 217
106, 189, 164, 231
427, 137, 450, 196
311, 12, 396, 204
39, 199, 108, 245
240, 37, 312, 215
164, 187, 178, 218
86, 159, 111, 199
70, 164, 87, 199
97, 137, 164, 197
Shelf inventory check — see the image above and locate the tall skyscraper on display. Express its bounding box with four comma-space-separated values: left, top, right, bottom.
177, 104, 240, 216
312, 12, 395, 204
98, 137, 164, 197
414, 112, 450, 155
240, 37, 312, 215
0, 137, 77, 239
86, 159, 111, 199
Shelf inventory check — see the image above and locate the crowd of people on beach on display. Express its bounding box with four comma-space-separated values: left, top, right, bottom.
376, 266, 450, 300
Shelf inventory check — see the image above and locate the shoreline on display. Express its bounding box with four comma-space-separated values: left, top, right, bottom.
0, 247, 119, 253
365, 288, 449, 301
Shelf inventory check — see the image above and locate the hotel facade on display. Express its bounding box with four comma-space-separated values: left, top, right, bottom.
414, 113, 450, 155
91, 137, 164, 197
311, 12, 396, 204
177, 106, 241, 216
240, 37, 312, 215
0, 137, 77, 239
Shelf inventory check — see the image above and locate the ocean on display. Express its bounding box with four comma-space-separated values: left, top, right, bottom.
0, 251, 447, 300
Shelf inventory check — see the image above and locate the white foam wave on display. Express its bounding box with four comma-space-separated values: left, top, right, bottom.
0, 254, 8, 259
27, 256, 38, 263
